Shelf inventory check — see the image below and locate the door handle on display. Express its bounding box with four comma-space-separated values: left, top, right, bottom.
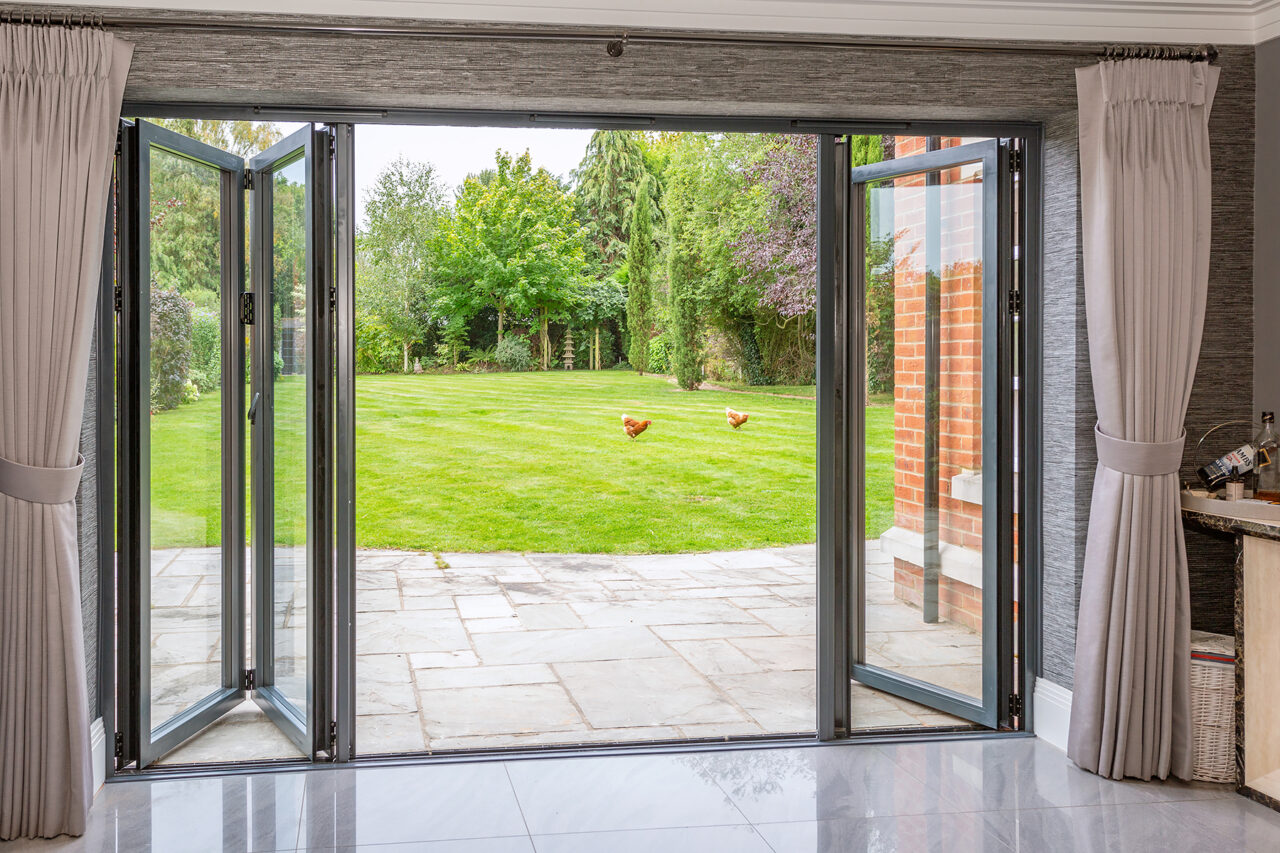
248, 392, 261, 425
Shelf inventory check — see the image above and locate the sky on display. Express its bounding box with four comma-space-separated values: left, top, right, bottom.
262, 121, 593, 227
354, 125, 594, 227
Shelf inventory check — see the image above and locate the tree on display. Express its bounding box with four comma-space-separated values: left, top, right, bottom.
625, 175, 657, 374
435, 151, 586, 369
146, 119, 284, 311
659, 134, 769, 383
667, 211, 702, 389
572, 131, 657, 272
149, 118, 283, 159
575, 276, 626, 370
359, 158, 449, 372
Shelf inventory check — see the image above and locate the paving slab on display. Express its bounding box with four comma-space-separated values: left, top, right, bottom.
555, 658, 748, 728
149, 544, 979, 763
471, 626, 673, 665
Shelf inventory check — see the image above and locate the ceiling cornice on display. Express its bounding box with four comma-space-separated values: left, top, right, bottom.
28, 0, 1280, 45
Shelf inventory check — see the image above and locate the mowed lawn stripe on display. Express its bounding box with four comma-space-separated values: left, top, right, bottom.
149, 371, 894, 553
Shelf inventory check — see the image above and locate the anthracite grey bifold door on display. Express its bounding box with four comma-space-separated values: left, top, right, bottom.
829, 138, 1018, 731
116, 120, 338, 768
248, 127, 336, 757
117, 120, 248, 767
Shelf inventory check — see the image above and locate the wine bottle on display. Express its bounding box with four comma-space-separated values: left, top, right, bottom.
1198, 444, 1258, 490
1256, 412, 1280, 501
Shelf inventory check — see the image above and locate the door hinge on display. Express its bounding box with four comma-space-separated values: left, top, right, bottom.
240, 292, 255, 325
1007, 289, 1023, 317
242, 171, 253, 191
329, 720, 338, 756
113, 731, 124, 759
1009, 148, 1023, 173
1008, 693, 1024, 718
113, 284, 123, 313
243, 668, 256, 691
329, 286, 337, 311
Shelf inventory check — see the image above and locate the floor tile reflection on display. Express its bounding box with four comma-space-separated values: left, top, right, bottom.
9, 739, 1280, 852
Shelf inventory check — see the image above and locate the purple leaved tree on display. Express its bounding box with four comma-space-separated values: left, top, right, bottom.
731, 135, 818, 318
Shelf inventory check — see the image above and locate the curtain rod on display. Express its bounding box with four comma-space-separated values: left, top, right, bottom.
0, 8, 1218, 62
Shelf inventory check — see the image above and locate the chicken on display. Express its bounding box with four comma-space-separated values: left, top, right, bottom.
726, 407, 750, 429
622, 415, 652, 439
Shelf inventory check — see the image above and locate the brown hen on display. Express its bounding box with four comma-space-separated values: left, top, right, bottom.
726, 408, 749, 429
621, 415, 652, 439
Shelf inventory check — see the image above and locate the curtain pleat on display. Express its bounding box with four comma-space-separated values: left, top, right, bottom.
1068, 58, 1219, 781
0, 25, 131, 840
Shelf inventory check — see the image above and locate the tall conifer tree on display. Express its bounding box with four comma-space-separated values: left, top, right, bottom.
625, 175, 656, 374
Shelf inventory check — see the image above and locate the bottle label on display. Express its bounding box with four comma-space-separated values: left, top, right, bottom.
1198, 444, 1257, 489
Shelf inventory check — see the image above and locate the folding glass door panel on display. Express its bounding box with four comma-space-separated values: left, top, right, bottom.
850, 140, 1009, 728
123, 120, 247, 765
248, 127, 334, 756
118, 120, 335, 767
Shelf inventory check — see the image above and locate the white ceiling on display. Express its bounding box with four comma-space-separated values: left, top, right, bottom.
38, 0, 1280, 45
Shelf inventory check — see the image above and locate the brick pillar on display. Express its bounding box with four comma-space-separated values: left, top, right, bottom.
887, 136, 985, 632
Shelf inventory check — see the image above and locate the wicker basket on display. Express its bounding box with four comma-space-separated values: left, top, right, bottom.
1190, 630, 1236, 784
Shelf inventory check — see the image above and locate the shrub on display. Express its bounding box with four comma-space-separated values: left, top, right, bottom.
462, 345, 499, 372
648, 331, 671, 375
190, 308, 221, 393
496, 335, 533, 372
150, 286, 193, 411
355, 314, 402, 374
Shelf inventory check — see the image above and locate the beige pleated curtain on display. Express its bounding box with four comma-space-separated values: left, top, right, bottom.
0, 25, 131, 840
1068, 58, 1219, 781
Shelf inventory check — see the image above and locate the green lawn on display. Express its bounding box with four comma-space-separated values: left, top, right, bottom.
149, 371, 895, 553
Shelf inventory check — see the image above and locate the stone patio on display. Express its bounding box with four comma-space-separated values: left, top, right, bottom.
150, 543, 983, 764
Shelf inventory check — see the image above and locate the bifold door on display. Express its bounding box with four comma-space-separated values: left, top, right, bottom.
845, 139, 1017, 728
248, 127, 335, 756
117, 121, 248, 766
116, 120, 338, 768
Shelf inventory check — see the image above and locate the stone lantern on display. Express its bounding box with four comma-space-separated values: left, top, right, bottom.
562, 331, 575, 370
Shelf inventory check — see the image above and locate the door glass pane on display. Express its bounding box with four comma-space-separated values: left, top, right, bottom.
271, 156, 309, 715
862, 147, 985, 702
147, 146, 225, 725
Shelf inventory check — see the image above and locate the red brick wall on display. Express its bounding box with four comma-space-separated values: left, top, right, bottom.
889, 136, 985, 631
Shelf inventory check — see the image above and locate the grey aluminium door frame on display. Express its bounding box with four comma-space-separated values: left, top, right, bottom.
816, 134, 853, 740
332, 123, 357, 763
248, 124, 337, 758
107, 105, 1040, 767
846, 139, 1010, 729
118, 119, 249, 768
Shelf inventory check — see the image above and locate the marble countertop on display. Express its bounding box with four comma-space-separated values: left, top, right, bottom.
1182, 507, 1280, 543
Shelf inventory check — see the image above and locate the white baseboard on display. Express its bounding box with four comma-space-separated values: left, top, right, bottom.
1033, 678, 1073, 753
90, 717, 106, 793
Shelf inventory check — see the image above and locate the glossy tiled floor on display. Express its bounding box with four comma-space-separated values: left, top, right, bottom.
9, 737, 1280, 852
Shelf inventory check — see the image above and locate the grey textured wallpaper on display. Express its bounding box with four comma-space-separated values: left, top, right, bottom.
56, 8, 1254, 711
1039, 111, 1092, 688
1255, 38, 1280, 418
78, 326, 100, 718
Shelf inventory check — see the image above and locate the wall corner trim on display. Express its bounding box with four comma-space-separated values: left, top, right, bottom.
90, 717, 106, 794
1033, 677, 1073, 753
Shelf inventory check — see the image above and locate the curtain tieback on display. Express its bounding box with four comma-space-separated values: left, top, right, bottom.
0, 453, 84, 504
1094, 424, 1185, 476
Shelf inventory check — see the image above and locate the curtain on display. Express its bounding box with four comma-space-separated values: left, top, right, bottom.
1068, 59, 1219, 781
0, 25, 131, 840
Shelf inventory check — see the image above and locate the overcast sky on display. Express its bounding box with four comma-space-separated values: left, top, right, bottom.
264, 121, 593, 228
354, 124, 593, 227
